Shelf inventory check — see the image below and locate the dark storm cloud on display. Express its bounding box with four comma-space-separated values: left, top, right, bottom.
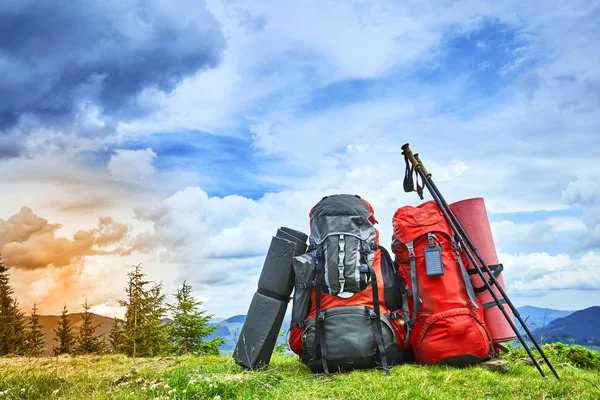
0, 0, 225, 131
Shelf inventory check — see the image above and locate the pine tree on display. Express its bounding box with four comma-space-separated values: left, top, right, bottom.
109, 317, 125, 353
0, 253, 27, 355
167, 281, 223, 355
74, 299, 101, 354
25, 303, 46, 356
120, 264, 146, 357
140, 282, 169, 356
119, 264, 168, 357
53, 305, 75, 355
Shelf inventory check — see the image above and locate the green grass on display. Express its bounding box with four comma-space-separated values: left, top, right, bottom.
0, 352, 599, 400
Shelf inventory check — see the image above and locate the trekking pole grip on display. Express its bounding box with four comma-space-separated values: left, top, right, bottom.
414, 154, 432, 179
401, 143, 420, 167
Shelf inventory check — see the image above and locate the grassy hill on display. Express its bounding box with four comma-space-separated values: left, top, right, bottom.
27, 313, 115, 356
1, 345, 599, 399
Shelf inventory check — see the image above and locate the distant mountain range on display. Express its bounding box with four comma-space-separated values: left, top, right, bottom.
208, 306, 592, 351
517, 306, 574, 333
206, 314, 290, 351
530, 306, 600, 345
29, 305, 597, 356
27, 313, 115, 356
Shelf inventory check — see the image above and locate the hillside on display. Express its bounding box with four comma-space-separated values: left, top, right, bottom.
28, 305, 584, 355
27, 313, 115, 356
207, 314, 291, 351
532, 306, 600, 344
516, 306, 573, 334
208, 306, 575, 351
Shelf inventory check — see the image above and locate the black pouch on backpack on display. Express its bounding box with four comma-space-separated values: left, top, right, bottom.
292, 253, 315, 326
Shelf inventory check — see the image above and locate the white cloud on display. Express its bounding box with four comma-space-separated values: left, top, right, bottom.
491, 217, 586, 253
127, 155, 469, 316
108, 148, 157, 184
501, 251, 600, 294
3, 0, 600, 317
562, 173, 600, 249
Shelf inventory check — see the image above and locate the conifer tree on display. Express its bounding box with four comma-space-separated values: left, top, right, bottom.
109, 317, 125, 353
53, 305, 75, 355
0, 253, 27, 355
98, 333, 109, 354
168, 281, 223, 355
74, 299, 101, 354
120, 264, 146, 357
25, 303, 46, 357
141, 282, 169, 356
119, 264, 168, 357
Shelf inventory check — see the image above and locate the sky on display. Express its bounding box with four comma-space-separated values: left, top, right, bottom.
1, 0, 599, 318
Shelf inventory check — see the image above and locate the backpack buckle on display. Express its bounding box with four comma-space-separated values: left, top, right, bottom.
406, 242, 415, 257
296, 280, 316, 289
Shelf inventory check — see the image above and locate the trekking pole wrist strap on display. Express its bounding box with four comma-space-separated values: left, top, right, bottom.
401, 143, 419, 170
401, 143, 432, 179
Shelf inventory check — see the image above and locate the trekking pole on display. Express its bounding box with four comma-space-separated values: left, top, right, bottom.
401, 143, 559, 380
413, 152, 560, 380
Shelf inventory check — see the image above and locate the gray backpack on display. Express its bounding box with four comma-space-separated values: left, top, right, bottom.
309, 194, 377, 296
289, 195, 406, 374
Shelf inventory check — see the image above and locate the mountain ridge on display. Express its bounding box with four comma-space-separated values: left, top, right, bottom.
207, 305, 583, 351
27, 313, 115, 356
30, 305, 596, 356
531, 306, 600, 344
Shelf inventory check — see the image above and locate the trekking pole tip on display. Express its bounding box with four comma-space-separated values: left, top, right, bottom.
414, 154, 432, 179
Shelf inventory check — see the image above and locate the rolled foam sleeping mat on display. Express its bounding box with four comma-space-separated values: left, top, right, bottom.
449, 197, 516, 343
234, 292, 287, 369
257, 236, 297, 297
276, 228, 308, 258
234, 227, 308, 369
278, 227, 309, 244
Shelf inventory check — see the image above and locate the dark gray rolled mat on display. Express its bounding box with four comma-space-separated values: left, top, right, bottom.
233, 292, 287, 369
257, 236, 297, 297
276, 229, 308, 256
272, 227, 308, 296
276, 229, 305, 250
278, 227, 308, 244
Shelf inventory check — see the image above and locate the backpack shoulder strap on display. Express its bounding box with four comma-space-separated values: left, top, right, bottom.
314, 246, 329, 374
450, 236, 479, 309
366, 264, 390, 375
406, 241, 420, 322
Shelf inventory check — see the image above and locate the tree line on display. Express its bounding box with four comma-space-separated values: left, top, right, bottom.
0, 254, 223, 357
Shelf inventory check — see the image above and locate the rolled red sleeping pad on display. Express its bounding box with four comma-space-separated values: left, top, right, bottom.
449, 198, 516, 343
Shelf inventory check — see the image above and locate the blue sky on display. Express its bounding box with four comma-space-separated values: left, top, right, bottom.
0, 0, 599, 317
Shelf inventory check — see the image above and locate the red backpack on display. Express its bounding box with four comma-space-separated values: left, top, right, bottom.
288, 195, 407, 373
392, 201, 493, 365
